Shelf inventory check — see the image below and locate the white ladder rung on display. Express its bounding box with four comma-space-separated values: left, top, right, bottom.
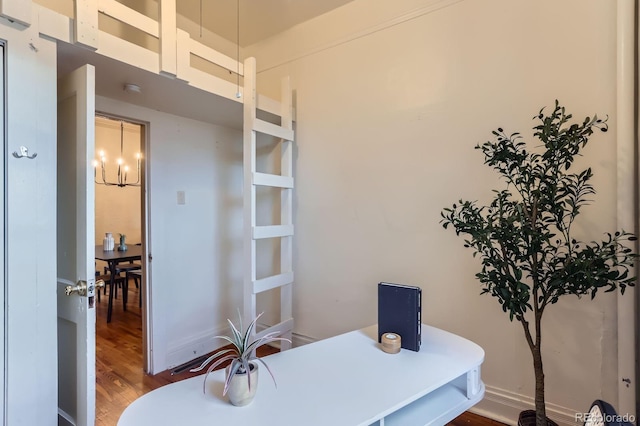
253, 271, 294, 294
253, 225, 294, 240
254, 118, 294, 141
244, 58, 294, 352
253, 172, 294, 188
254, 318, 294, 341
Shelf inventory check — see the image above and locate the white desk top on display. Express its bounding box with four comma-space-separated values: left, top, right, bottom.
119, 325, 485, 426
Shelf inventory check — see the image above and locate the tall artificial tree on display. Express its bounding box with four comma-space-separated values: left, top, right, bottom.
441, 102, 636, 426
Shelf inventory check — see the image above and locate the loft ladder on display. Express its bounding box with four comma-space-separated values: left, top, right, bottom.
243, 58, 294, 349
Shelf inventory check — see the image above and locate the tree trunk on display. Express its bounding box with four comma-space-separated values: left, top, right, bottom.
532, 344, 547, 426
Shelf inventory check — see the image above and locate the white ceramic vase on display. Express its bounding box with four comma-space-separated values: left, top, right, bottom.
225, 362, 258, 407
103, 233, 114, 251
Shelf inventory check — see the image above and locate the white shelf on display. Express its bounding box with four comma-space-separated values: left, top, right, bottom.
382, 375, 485, 426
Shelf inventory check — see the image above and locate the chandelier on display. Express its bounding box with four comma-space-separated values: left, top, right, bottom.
93, 119, 141, 187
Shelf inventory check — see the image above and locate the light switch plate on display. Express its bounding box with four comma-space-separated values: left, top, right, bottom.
177, 190, 186, 205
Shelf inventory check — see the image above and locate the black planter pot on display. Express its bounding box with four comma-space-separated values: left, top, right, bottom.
518, 410, 559, 426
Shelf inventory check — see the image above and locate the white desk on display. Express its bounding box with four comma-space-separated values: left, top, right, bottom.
119, 325, 485, 426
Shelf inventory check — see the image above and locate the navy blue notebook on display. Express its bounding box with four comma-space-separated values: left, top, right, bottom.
378, 282, 421, 352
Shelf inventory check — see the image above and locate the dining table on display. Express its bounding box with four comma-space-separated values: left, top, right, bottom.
95, 245, 143, 322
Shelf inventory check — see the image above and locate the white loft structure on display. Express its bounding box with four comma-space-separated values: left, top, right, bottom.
2, 0, 294, 353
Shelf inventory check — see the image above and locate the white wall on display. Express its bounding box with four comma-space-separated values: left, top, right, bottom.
96, 96, 244, 373
246, 0, 624, 423
2, 16, 59, 425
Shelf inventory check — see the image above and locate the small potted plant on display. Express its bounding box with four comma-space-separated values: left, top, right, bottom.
190, 312, 291, 406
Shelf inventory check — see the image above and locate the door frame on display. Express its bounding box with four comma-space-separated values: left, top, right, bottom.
94, 111, 153, 373
615, 0, 636, 417
0, 41, 6, 426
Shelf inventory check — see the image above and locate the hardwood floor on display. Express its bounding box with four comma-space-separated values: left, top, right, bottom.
96, 281, 504, 426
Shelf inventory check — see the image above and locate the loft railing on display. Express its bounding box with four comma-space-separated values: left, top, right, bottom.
2, 0, 282, 116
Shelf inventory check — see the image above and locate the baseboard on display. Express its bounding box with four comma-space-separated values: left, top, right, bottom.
168, 322, 314, 368
165, 323, 229, 370
291, 331, 316, 347
473, 385, 578, 426
255, 321, 317, 349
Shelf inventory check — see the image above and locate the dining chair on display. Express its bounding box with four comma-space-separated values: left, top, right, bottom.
125, 270, 143, 308
111, 261, 141, 299
94, 269, 114, 301
95, 273, 127, 322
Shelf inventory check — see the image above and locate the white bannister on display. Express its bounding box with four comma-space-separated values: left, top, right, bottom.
33, 0, 288, 114
75, 0, 98, 50
159, 0, 177, 76
99, 0, 159, 37
0, 0, 31, 27
189, 38, 244, 76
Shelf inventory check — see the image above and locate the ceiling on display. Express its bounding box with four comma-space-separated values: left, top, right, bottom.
57, 0, 356, 128
175, 0, 356, 47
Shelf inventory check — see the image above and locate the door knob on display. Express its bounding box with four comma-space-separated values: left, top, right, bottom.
65, 280, 87, 296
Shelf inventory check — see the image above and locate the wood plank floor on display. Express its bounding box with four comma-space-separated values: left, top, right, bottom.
96, 281, 504, 426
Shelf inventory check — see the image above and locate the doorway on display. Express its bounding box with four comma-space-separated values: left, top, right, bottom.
93, 114, 149, 371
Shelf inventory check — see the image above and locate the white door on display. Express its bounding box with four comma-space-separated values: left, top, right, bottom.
56, 64, 96, 426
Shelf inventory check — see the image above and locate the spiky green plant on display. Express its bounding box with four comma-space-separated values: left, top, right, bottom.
190, 312, 291, 395
441, 102, 637, 426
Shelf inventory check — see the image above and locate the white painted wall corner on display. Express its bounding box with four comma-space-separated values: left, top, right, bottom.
165, 324, 230, 370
